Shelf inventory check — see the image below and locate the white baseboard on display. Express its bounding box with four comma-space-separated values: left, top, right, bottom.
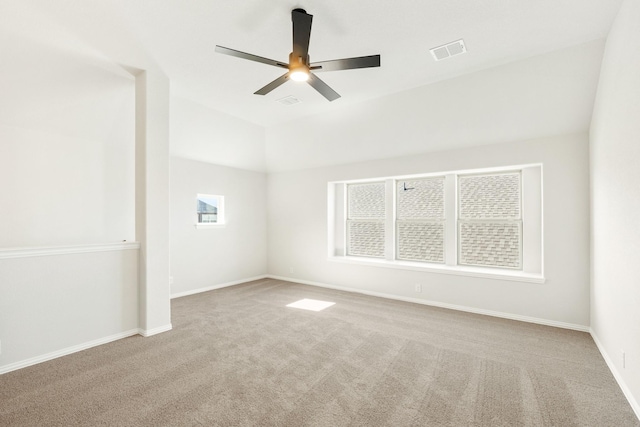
138, 324, 173, 337
590, 330, 640, 421
267, 275, 590, 332
0, 274, 270, 376
170, 275, 269, 299
0, 329, 140, 375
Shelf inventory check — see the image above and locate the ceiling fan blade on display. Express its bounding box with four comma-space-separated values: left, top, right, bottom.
254, 73, 290, 95
292, 9, 313, 62
310, 54, 381, 72
307, 73, 340, 101
215, 45, 288, 69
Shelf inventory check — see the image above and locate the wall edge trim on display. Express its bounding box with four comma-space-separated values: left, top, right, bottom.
170, 275, 269, 299
0, 242, 140, 260
590, 329, 640, 421
138, 324, 173, 337
0, 329, 140, 375
267, 274, 589, 332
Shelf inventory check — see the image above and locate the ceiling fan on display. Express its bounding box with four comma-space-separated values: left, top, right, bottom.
215, 8, 381, 102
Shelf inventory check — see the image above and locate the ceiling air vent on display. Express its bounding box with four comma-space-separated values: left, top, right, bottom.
430, 39, 467, 61
276, 95, 301, 106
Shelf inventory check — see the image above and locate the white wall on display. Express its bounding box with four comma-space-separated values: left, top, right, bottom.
0, 37, 135, 248
135, 71, 173, 335
268, 133, 591, 327
0, 246, 139, 372
590, 0, 640, 416
0, 35, 154, 372
170, 97, 266, 172
170, 157, 267, 296
265, 40, 604, 172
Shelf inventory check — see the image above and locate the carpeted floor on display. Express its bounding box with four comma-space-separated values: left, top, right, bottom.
1, 278, 638, 426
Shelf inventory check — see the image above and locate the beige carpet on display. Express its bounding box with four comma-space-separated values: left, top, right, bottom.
1, 278, 638, 426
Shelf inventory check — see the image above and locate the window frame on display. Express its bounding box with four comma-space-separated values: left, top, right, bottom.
195, 193, 226, 229
395, 176, 447, 264
346, 181, 387, 259
457, 171, 523, 270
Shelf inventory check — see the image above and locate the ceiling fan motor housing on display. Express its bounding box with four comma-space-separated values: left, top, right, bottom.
290, 52, 310, 71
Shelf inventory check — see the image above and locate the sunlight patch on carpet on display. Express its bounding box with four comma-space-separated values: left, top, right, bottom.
286, 299, 335, 312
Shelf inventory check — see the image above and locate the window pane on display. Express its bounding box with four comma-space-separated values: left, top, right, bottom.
347, 221, 385, 258
397, 221, 444, 263
196, 194, 224, 225
397, 177, 444, 220
459, 173, 520, 219
348, 183, 385, 219
197, 196, 218, 223
459, 222, 521, 268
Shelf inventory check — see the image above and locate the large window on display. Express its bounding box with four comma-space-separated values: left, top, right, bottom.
329, 165, 542, 281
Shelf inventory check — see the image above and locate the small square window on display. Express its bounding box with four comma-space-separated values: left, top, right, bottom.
196, 194, 225, 228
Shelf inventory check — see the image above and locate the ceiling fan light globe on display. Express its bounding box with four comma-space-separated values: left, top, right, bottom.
290, 70, 309, 82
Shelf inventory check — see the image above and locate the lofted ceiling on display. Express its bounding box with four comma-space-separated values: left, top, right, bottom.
0, 0, 624, 127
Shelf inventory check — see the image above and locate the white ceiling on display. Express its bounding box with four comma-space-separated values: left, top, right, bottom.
265, 39, 606, 172
0, 0, 623, 127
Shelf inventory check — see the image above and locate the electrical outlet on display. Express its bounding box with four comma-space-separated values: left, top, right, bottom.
415, 284, 422, 293
289, 267, 294, 274
622, 350, 626, 369
169, 277, 174, 285
0, 339, 2, 355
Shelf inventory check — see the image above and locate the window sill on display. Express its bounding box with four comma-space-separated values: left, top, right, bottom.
327, 256, 545, 284
195, 223, 226, 229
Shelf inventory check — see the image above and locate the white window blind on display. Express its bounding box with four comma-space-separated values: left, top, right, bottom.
458, 173, 522, 269
347, 182, 386, 258
396, 178, 445, 263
